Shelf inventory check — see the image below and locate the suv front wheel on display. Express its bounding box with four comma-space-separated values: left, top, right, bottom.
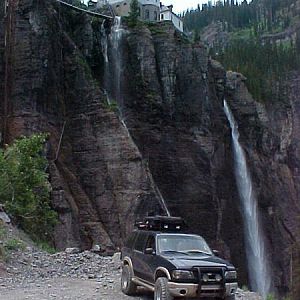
154, 277, 174, 300
121, 265, 137, 295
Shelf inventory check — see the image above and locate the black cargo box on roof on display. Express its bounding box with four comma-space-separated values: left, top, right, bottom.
135, 216, 185, 232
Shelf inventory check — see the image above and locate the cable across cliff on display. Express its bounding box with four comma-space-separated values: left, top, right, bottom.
56, 0, 113, 20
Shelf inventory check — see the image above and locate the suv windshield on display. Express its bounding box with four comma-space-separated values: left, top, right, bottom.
157, 234, 212, 255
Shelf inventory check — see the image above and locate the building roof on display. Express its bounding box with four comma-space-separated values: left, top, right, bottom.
160, 5, 183, 21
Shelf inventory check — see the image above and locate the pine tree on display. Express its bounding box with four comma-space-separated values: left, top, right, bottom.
128, 0, 140, 27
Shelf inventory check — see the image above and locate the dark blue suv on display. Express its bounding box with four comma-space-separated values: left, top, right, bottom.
121, 216, 238, 300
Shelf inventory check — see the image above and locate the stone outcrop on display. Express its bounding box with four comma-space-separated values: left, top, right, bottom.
200, 21, 230, 49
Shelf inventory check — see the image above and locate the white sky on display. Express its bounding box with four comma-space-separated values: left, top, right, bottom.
163, 1, 207, 13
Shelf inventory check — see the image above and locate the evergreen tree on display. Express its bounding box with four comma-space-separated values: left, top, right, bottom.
128, 0, 140, 27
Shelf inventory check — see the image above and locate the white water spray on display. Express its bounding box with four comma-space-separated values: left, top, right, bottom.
223, 100, 271, 299
101, 21, 109, 64
110, 16, 125, 117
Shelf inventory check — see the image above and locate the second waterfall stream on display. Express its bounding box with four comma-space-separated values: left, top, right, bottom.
223, 100, 271, 299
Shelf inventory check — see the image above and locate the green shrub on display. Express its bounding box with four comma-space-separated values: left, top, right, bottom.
4, 239, 25, 251
0, 134, 58, 242
38, 241, 56, 254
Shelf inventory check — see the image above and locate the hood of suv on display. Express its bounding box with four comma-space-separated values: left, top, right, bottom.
162, 254, 233, 269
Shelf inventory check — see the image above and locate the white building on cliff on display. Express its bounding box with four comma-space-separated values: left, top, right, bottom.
160, 4, 183, 33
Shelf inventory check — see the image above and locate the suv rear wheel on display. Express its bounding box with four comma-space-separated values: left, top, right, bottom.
154, 277, 174, 300
121, 265, 137, 295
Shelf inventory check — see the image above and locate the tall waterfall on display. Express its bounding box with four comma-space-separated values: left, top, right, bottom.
100, 17, 170, 217
223, 100, 271, 299
110, 16, 125, 117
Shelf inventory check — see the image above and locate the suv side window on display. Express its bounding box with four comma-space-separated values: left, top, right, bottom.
134, 232, 148, 252
145, 235, 156, 251
125, 231, 137, 248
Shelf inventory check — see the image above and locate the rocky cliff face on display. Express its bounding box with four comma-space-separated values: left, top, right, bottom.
108, 23, 248, 283
0, 0, 164, 252
0, 0, 299, 296
0, 0, 5, 133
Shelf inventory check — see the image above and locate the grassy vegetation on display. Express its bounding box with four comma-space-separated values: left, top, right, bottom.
4, 239, 25, 252
146, 23, 166, 35
231, 28, 252, 40
0, 224, 27, 261
104, 100, 119, 112
37, 241, 56, 254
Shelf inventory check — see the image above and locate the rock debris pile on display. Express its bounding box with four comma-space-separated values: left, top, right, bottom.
0, 248, 121, 285
0, 248, 132, 300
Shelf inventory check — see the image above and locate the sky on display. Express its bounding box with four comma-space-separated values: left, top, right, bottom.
163, 1, 206, 13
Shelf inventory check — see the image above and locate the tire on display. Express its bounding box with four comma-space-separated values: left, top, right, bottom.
154, 277, 174, 300
121, 264, 137, 295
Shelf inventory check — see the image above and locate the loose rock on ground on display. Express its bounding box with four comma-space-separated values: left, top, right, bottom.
0, 247, 261, 300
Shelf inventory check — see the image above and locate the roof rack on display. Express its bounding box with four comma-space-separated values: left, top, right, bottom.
135, 216, 185, 232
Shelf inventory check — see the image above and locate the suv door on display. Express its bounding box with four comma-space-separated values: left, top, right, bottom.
141, 234, 158, 284
132, 231, 148, 279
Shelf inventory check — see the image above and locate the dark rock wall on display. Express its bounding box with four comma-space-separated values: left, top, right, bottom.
0, 0, 163, 251
0, 1, 4, 124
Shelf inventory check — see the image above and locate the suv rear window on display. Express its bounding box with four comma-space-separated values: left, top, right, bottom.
134, 231, 148, 252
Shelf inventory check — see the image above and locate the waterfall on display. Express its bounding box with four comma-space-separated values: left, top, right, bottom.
100, 17, 170, 217
110, 16, 125, 118
101, 21, 109, 64
223, 100, 271, 299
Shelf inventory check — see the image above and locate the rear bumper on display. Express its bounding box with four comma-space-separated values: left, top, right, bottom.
168, 281, 238, 298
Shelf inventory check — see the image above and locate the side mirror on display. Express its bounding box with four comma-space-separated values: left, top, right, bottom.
213, 250, 220, 257
145, 247, 155, 255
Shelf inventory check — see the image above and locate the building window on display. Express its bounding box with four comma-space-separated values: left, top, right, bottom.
145, 9, 150, 20
154, 11, 158, 21
161, 14, 164, 20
